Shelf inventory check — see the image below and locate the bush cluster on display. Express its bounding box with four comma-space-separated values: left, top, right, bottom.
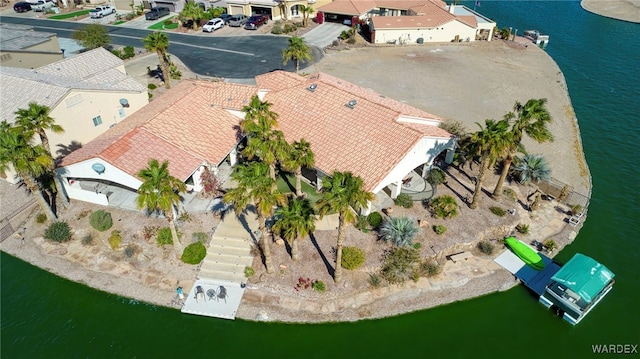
420, 260, 441, 277
44, 221, 72, 243
36, 213, 48, 224
111, 46, 135, 60
477, 240, 494, 255
433, 224, 447, 235
192, 232, 209, 243
380, 247, 420, 284
515, 223, 530, 234
428, 195, 459, 219
354, 215, 369, 233
312, 280, 326, 292
341, 246, 366, 270
426, 168, 446, 186
109, 230, 122, 250
89, 210, 113, 232
367, 211, 383, 228
489, 206, 506, 217
394, 193, 414, 208
181, 242, 206, 264
271, 21, 303, 35
124, 244, 137, 258
81, 233, 94, 246
157, 227, 173, 246
368, 273, 382, 287
244, 266, 255, 278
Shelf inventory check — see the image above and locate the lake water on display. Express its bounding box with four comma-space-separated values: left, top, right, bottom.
2, 2, 639, 358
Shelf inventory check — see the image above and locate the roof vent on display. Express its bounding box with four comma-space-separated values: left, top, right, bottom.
346, 99, 357, 109
308, 83, 317, 92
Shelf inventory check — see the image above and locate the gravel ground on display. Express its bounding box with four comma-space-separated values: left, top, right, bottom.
581, 0, 640, 23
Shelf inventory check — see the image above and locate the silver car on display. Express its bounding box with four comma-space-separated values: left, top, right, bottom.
227, 14, 248, 27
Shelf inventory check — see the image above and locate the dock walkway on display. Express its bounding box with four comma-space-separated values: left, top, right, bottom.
494, 249, 561, 295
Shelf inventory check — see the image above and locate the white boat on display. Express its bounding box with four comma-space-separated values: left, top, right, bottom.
523, 30, 550, 47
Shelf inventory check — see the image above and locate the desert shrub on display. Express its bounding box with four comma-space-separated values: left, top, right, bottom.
569, 204, 583, 215
157, 227, 173, 246
379, 216, 419, 247
420, 260, 441, 277
543, 239, 558, 252
148, 92, 153, 99
312, 280, 326, 292
489, 206, 506, 217
192, 232, 208, 243
346, 37, 356, 45
439, 119, 468, 137
271, 21, 283, 34
369, 273, 382, 287
394, 193, 414, 208
147, 83, 157, 90
353, 215, 369, 233
367, 211, 383, 228
81, 232, 94, 246
36, 213, 47, 223
380, 247, 420, 285
163, 19, 173, 26
89, 210, 113, 231
341, 246, 365, 270
332, 39, 340, 47
283, 23, 296, 33
124, 244, 137, 258
181, 241, 206, 264
502, 187, 518, 201
428, 195, 459, 219
433, 224, 447, 235
477, 240, 494, 255
143, 225, 158, 240
44, 221, 72, 243
426, 168, 446, 186
515, 223, 530, 234
177, 211, 192, 223
245, 266, 255, 278
108, 230, 122, 250
412, 242, 422, 250
76, 209, 92, 220
122, 46, 135, 59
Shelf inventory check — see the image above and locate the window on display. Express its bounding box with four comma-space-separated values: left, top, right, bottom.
92, 115, 103, 127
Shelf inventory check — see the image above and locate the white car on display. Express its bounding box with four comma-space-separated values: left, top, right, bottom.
203, 18, 224, 32
30, 0, 54, 12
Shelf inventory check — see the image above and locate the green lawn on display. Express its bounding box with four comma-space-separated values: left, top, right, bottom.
147, 16, 177, 30
277, 174, 321, 204
48, 10, 89, 19
113, 20, 126, 25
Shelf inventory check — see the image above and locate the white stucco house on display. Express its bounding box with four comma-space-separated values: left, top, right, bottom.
57, 71, 456, 213
0, 48, 149, 184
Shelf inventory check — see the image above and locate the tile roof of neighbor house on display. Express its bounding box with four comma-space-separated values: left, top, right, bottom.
60, 80, 252, 181
0, 23, 59, 51
0, 48, 146, 124
317, 0, 378, 15
258, 72, 452, 191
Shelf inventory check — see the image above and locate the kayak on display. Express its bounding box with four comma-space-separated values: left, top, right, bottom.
505, 236, 545, 270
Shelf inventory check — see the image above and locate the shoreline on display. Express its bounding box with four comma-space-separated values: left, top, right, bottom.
581, 0, 640, 23
0, 41, 591, 323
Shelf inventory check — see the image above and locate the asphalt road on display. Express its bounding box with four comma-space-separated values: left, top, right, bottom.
0, 16, 324, 79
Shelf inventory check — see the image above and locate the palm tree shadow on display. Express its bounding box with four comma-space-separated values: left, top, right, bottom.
309, 232, 334, 278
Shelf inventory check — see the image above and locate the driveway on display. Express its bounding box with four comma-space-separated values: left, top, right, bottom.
302, 22, 349, 48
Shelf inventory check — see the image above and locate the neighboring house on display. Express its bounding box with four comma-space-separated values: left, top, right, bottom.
0, 48, 148, 183
318, 0, 495, 44
225, 0, 331, 21
57, 71, 455, 213
0, 24, 64, 69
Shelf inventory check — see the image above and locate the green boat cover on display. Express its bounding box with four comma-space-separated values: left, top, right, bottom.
551, 253, 615, 304
505, 237, 545, 270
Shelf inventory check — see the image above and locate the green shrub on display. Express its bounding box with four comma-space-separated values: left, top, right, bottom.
368, 273, 382, 287
380, 247, 420, 284
181, 241, 206, 264
108, 230, 122, 250
312, 280, 326, 292
433, 224, 447, 235
502, 188, 517, 201
44, 221, 72, 243
147, 83, 157, 90
426, 168, 446, 186
157, 227, 173, 246
89, 210, 113, 231
489, 206, 506, 217
341, 246, 365, 270
412, 242, 422, 249
244, 266, 255, 278
515, 223, 530, 234
477, 240, 494, 255
81, 233, 94, 246
569, 204, 583, 215
164, 19, 173, 26
543, 239, 558, 252
192, 232, 208, 243
428, 195, 459, 219
36, 213, 47, 223
271, 21, 283, 34
354, 215, 369, 233
124, 244, 137, 258
367, 211, 383, 228
148, 92, 153, 99
394, 193, 414, 208
420, 260, 441, 277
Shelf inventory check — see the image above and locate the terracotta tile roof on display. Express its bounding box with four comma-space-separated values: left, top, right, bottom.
456, 15, 478, 28
372, 13, 453, 29
317, 0, 377, 15
260, 71, 452, 191
255, 71, 306, 93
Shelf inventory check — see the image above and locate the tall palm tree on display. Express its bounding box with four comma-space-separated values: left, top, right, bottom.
136, 159, 186, 256
300, 5, 314, 27
0, 121, 57, 221
223, 162, 286, 273
466, 119, 511, 209
282, 139, 315, 197
241, 95, 279, 135
142, 32, 171, 89
282, 36, 313, 73
272, 196, 316, 261
493, 98, 554, 198
316, 171, 374, 283
180, 1, 206, 30
512, 153, 551, 211
14, 102, 68, 207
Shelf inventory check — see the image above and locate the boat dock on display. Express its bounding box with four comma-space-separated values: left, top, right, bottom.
494, 249, 561, 295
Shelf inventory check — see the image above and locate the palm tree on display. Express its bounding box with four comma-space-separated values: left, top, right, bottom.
300, 5, 314, 27
466, 119, 511, 209
136, 159, 186, 256
0, 121, 57, 221
142, 32, 171, 89
223, 162, 286, 273
180, 1, 206, 30
316, 171, 374, 283
282, 139, 315, 197
379, 216, 419, 247
272, 196, 316, 261
241, 95, 279, 135
282, 36, 313, 73
512, 153, 551, 211
14, 102, 68, 207
493, 98, 554, 199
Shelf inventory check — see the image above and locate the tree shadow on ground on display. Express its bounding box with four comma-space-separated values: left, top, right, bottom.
309, 232, 334, 278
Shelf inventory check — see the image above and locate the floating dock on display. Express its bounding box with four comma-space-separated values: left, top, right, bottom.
494, 248, 561, 295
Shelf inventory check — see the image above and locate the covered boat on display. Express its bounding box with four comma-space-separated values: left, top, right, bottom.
504, 236, 545, 270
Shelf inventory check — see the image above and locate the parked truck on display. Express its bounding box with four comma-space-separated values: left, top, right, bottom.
89, 5, 116, 18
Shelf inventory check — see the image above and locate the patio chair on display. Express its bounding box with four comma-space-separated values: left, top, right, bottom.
194, 285, 205, 303
217, 286, 228, 303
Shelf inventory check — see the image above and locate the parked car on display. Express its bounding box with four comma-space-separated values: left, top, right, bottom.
30, 0, 54, 12
219, 14, 232, 24
145, 7, 170, 20
13, 1, 32, 12
227, 14, 248, 27
89, 5, 116, 18
244, 15, 268, 30
202, 18, 224, 32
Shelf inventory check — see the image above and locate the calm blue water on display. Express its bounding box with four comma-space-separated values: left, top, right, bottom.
2, 2, 639, 358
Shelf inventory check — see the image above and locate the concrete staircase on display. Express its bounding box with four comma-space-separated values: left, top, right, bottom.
197, 214, 257, 284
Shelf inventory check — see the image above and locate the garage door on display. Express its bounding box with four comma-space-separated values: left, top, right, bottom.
230, 5, 244, 15
251, 6, 272, 18
154, 1, 176, 12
